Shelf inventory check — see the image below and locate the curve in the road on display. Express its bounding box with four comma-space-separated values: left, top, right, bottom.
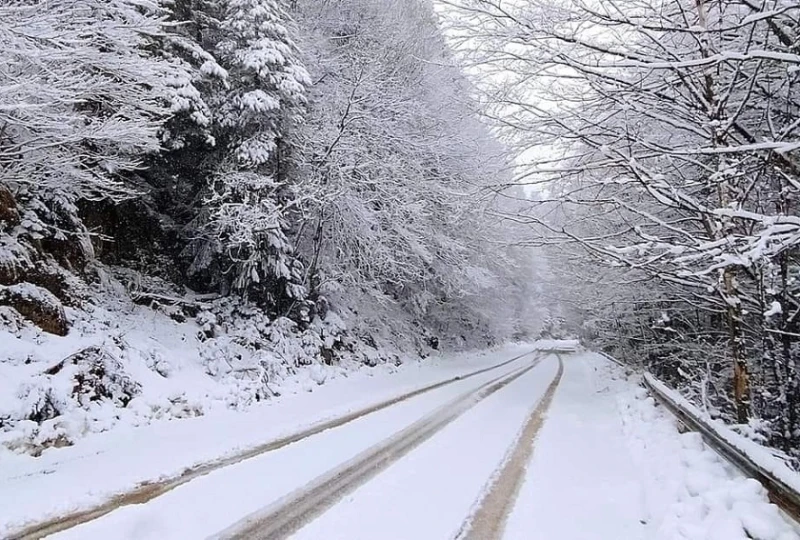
10, 349, 539, 540
456, 354, 565, 540
211, 356, 550, 540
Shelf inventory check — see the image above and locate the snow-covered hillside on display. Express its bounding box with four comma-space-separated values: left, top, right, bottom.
1, 268, 518, 455
0, 0, 545, 457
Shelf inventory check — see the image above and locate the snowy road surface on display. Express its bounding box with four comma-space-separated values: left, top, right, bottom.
503, 351, 646, 539
4, 347, 799, 540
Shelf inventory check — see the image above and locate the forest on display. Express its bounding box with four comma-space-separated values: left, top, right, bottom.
442, 0, 800, 461
0, 0, 541, 451
2, 0, 800, 467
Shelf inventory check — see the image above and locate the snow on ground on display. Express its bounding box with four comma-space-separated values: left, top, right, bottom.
0, 344, 533, 538
0, 279, 458, 457
619, 365, 799, 539
290, 355, 561, 540
504, 352, 648, 540
645, 374, 800, 500
5, 347, 798, 540
530, 338, 580, 351
38, 350, 534, 540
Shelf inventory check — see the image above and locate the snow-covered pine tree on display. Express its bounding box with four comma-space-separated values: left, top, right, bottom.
123, 0, 312, 316
195, 0, 311, 314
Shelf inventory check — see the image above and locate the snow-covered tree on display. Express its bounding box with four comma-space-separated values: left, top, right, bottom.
200, 0, 310, 306
443, 0, 800, 451
284, 0, 539, 344
0, 0, 185, 332
123, 0, 313, 312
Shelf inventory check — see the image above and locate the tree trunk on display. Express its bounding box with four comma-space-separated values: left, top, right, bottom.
724, 267, 749, 423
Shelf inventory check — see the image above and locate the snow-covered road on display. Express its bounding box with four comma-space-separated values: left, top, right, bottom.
503, 351, 647, 539
283, 355, 562, 540
4, 347, 798, 540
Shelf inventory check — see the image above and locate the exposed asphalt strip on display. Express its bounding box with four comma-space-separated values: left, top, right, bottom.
211, 355, 548, 540
9, 349, 540, 540
455, 353, 565, 540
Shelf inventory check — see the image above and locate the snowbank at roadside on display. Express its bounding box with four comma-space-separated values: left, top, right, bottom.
611, 360, 799, 539
645, 374, 800, 499
0, 275, 470, 457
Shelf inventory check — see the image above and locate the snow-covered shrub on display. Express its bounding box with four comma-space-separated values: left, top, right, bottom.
1, 346, 140, 453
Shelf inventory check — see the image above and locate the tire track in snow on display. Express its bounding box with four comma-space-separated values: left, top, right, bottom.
9, 349, 538, 540
455, 354, 565, 540
210, 356, 548, 540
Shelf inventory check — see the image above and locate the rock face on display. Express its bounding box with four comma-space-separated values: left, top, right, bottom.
0, 283, 68, 335
0, 187, 77, 334
0, 185, 20, 227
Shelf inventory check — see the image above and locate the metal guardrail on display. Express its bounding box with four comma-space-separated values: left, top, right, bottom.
596, 351, 627, 368
596, 350, 800, 524
642, 374, 800, 523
